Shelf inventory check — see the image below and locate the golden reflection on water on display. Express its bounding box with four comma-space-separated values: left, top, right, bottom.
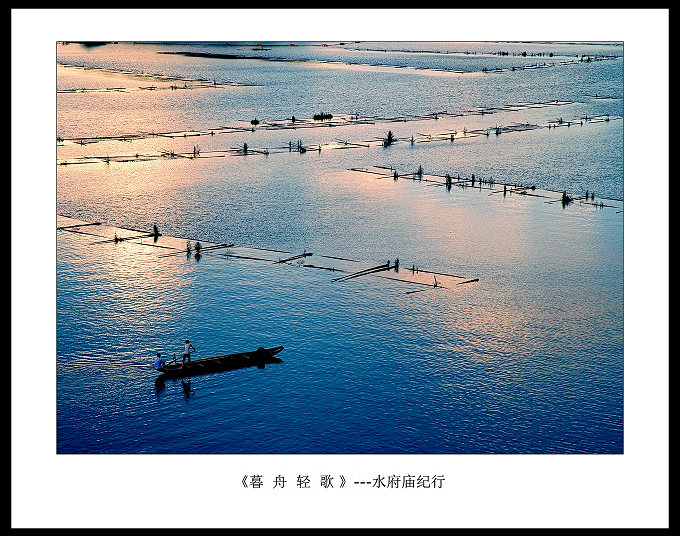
51, 39, 624, 461
58, 216, 197, 310
321, 168, 535, 265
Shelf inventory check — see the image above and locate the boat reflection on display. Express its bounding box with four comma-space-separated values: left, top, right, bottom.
154, 376, 195, 399
181, 377, 194, 400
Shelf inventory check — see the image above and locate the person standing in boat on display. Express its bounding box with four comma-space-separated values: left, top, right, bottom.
181, 339, 196, 367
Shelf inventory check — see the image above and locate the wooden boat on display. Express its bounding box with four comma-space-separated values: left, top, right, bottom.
157, 346, 284, 379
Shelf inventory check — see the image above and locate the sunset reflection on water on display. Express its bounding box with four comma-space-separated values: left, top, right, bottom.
56, 40, 623, 456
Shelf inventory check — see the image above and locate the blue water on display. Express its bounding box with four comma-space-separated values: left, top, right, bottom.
56, 41, 623, 454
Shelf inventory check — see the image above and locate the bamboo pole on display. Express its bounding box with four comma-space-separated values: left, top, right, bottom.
198, 242, 236, 251
57, 222, 101, 230
302, 264, 342, 272
158, 243, 235, 257
332, 263, 391, 282
274, 252, 313, 264
92, 232, 155, 244
218, 253, 272, 262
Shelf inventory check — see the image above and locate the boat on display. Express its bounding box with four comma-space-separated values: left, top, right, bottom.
156, 346, 284, 379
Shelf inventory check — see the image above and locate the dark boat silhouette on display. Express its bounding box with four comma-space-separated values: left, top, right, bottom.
156, 346, 284, 379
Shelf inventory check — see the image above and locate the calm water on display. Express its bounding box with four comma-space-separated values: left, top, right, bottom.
56, 41, 623, 454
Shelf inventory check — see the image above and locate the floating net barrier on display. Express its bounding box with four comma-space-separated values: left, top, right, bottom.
58, 215, 479, 295
57, 99, 589, 147
57, 62, 256, 94
349, 166, 623, 211
56, 113, 621, 167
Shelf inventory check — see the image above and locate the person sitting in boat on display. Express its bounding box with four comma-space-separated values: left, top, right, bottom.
154, 352, 166, 371
181, 340, 196, 367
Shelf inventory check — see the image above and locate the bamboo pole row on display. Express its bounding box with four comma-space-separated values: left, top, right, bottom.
58, 113, 621, 167
351, 165, 623, 210
58, 216, 479, 294
58, 82, 236, 94
160, 50, 618, 77
56, 99, 584, 146
59, 62, 252, 89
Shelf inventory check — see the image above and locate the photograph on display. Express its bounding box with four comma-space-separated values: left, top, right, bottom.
12, 9, 668, 529
55, 39, 625, 455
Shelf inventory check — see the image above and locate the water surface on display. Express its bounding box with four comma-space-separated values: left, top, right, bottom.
56, 41, 623, 454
